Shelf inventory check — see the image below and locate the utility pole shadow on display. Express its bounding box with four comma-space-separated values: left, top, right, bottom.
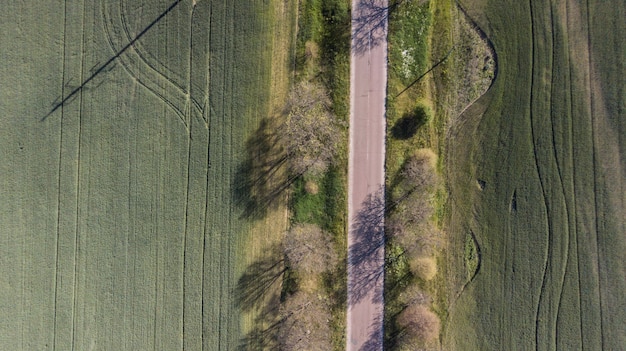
41, 0, 183, 121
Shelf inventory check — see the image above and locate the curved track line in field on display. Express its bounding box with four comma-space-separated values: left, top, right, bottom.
529, 1, 574, 348
119, 0, 206, 117
545, 1, 568, 344
112, 0, 188, 116
547, 2, 575, 343
562, 0, 587, 340
119, 0, 187, 93
99, 0, 188, 129
527, 2, 552, 350
561, 0, 585, 340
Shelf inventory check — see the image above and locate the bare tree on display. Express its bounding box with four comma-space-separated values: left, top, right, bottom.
278, 291, 332, 351
283, 224, 338, 275
396, 305, 441, 347
409, 256, 437, 281
397, 284, 430, 307
386, 211, 441, 255
387, 148, 442, 254
280, 81, 343, 176
401, 149, 437, 191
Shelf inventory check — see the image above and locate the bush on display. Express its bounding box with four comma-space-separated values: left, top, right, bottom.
396, 305, 441, 346
409, 256, 437, 281
284, 223, 338, 275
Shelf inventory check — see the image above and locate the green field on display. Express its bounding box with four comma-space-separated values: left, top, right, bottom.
0, 0, 294, 349
443, 0, 626, 349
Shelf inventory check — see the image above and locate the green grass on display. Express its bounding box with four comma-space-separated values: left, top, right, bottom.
443, 0, 626, 349
0, 1, 290, 349
384, 1, 447, 349
387, 0, 433, 143
292, 177, 328, 225
292, 167, 347, 236
463, 232, 479, 281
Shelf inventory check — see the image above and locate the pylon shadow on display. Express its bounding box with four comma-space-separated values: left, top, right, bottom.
42, 0, 184, 121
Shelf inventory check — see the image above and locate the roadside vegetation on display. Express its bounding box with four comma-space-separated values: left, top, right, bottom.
236, 0, 351, 350
384, 0, 496, 349
282, 1, 351, 349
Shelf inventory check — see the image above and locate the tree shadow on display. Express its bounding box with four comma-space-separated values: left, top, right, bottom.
352, 0, 405, 56
237, 293, 283, 351
360, 312, 385, 351
390, 105, 429, 140
234, 244, 286, 312
348, 187, 386, 307
234, 117, 295, 220
235, 244, 285, 350
320, 0, 351, 60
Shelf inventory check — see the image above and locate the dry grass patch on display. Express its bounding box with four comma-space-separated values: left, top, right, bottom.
410, 256, 437, 281
305, 179, 319, 195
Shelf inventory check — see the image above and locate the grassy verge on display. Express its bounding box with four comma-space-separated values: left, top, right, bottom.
288, 0, 351, 350
385, 0, 442, 349
384, 0, 497, 348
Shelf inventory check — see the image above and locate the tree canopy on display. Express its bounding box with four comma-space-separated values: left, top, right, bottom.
283, 223, 338, 275
278, 291, 332, 351
280, 81, 343, 176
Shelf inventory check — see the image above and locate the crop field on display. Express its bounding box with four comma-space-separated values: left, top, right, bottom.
443, 0, 625, 349
0, 0, 295, 350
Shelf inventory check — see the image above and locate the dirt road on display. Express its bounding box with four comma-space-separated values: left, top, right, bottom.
347, 0, 388, 350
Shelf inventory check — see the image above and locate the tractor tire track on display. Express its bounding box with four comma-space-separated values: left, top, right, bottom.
566, 11, 587, 341
118, 0, 205, 124
71, 1, 87, 348
52, 1, 68, 348
181, 2, 194, 348
119, 0, 187, 93
100, 0, 188, 128
585, 0, 605, 345
198, 5, 212, 347
547, 1, 576, 344
527, 1, 553, 349
546, 1, 570, 346
562, 0, 587, 342
530, 1, 572, 348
